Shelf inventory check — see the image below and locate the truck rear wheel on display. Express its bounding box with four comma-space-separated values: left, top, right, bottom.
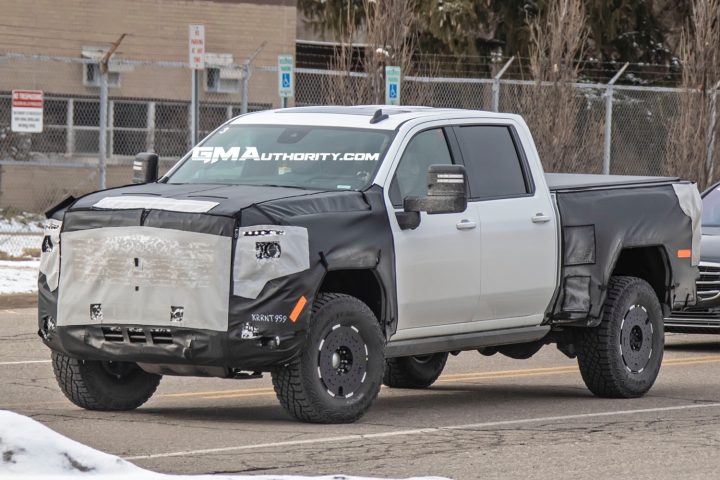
271, 293, 385, 423
576, 276, 664, 398
52, 352, 161, 411
383, 353, 448, 388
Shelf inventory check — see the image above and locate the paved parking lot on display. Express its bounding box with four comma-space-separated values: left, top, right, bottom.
3, 306, 720, 479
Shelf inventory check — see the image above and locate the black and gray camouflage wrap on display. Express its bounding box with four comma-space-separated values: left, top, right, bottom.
549, 180, 698, 327
38, 183, 396, 372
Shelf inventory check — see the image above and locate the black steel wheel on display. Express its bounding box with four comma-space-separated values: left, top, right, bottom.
271, 293, 385, 423
383, 352, 449, 388
318, 324, 369, 398
576, 276, 664, 398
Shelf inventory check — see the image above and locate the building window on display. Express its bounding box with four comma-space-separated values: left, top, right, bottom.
113, 102, 148, 156
155, 103, 189, 157
205, 68, 241, 94
83, 63, 121, 88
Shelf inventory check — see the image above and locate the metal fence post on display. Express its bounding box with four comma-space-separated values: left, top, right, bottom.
241, 63, 249, 115
190, 69, 199, 146
98, 69, 108, 190
603, 63, 629, 175
97, 34, 125, 190
491, 56, 515, 112
239, 43, 267, 115
706, 80, 720, 181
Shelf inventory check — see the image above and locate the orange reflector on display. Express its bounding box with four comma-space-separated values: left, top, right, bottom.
289, 295, 308, 323
677, 249, 692, 259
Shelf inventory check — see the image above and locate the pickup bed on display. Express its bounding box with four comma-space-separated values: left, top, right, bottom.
38, 106, 700, 423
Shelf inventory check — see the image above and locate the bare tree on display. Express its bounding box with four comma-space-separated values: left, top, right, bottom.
513, 0, 603, 173
322, 0, 425, 105
664, 0, 720, 188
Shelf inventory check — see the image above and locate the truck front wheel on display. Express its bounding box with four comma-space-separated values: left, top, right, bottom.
576, 276, 664, 398
52, 352, 161, 410
383, 353, 449, 388
271, 293, 385, 423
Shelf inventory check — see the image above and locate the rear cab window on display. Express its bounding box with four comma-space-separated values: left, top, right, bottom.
452, 125, 534, 201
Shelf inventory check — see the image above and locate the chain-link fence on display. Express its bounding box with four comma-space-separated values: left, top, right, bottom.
1, 52, 717, 258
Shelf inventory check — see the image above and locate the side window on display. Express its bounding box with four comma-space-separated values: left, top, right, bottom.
455, 126, 530, 200
389, 129, 453, 206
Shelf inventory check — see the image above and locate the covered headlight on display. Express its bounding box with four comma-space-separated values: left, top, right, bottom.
39, 219, 62, 291
233, 225, 310, 299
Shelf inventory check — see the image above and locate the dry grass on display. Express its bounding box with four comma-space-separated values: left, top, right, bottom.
0, 247, 40, 261
321, 0, 424, 105
512, 0, 603, 173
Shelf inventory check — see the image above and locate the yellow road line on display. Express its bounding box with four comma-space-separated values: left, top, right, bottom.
440, 365, 577, 380
162, 387, 274, 397
201, 389, 276, 400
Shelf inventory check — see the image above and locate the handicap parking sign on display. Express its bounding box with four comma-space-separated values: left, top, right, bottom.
389, 83, 398, 99
385, 66, 401, 105
278, 55, 294, 98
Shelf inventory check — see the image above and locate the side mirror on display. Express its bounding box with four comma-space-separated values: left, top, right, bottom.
396, 164, 468, 230
132, 152, 159, 184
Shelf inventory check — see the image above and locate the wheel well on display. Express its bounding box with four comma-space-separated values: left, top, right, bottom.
318, 269, 384, 324
611, 246, 670, 305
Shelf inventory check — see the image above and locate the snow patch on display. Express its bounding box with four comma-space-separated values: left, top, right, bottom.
0, 260, 39, 294
0, 410, 448, 479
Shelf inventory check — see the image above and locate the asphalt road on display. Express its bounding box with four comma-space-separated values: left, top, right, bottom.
3, 306, 720, 479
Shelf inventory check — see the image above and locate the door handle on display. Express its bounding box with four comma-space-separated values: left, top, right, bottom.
456, 219, 477, 230
532, 213, 551, 224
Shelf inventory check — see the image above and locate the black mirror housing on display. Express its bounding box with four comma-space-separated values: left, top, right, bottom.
404, 164, 468, 215
132, 152, 159, 184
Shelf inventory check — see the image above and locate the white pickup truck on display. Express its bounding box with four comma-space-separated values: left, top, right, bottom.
38, 106, 700, 423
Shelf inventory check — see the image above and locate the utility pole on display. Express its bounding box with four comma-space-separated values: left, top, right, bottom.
98, 34, 126, 190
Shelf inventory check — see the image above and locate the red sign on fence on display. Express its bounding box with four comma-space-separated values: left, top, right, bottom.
11, 90, 44, 133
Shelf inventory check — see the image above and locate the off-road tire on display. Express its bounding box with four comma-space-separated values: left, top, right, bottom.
383, 353, 449, 388
52, 352, 161, 411
271, 293, 385, 423
576, 276, 664, 398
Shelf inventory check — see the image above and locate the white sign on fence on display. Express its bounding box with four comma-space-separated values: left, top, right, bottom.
385, 66, 401, 106
11, 90, 43, 133
278, 55, 294, 98
188, 24, 205, 70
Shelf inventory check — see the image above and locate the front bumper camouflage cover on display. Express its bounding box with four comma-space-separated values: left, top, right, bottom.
38, 184, 397, 372
39, 213, 312, 371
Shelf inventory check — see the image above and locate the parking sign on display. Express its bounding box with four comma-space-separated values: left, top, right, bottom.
385, 66, 401, 105
278, 55, 294, 98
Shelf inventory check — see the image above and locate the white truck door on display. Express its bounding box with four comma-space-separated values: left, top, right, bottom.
452, 123, 558, 325
386, 127, 481, 337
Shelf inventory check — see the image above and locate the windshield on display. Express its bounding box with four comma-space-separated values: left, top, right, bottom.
166, 124, 394, 190
703, 186, 720, 226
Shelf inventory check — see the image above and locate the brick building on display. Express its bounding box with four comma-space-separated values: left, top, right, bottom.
0, 0, 297, 159
0, 0, 297, 211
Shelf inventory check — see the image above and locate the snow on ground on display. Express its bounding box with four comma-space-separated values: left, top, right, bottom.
0, 210, 44, 259
0, 214, 44, 234
0, 260, 39, 294
0, 411, 448, 480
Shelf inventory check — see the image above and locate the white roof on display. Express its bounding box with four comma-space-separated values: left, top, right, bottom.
230, 105, 517, 130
